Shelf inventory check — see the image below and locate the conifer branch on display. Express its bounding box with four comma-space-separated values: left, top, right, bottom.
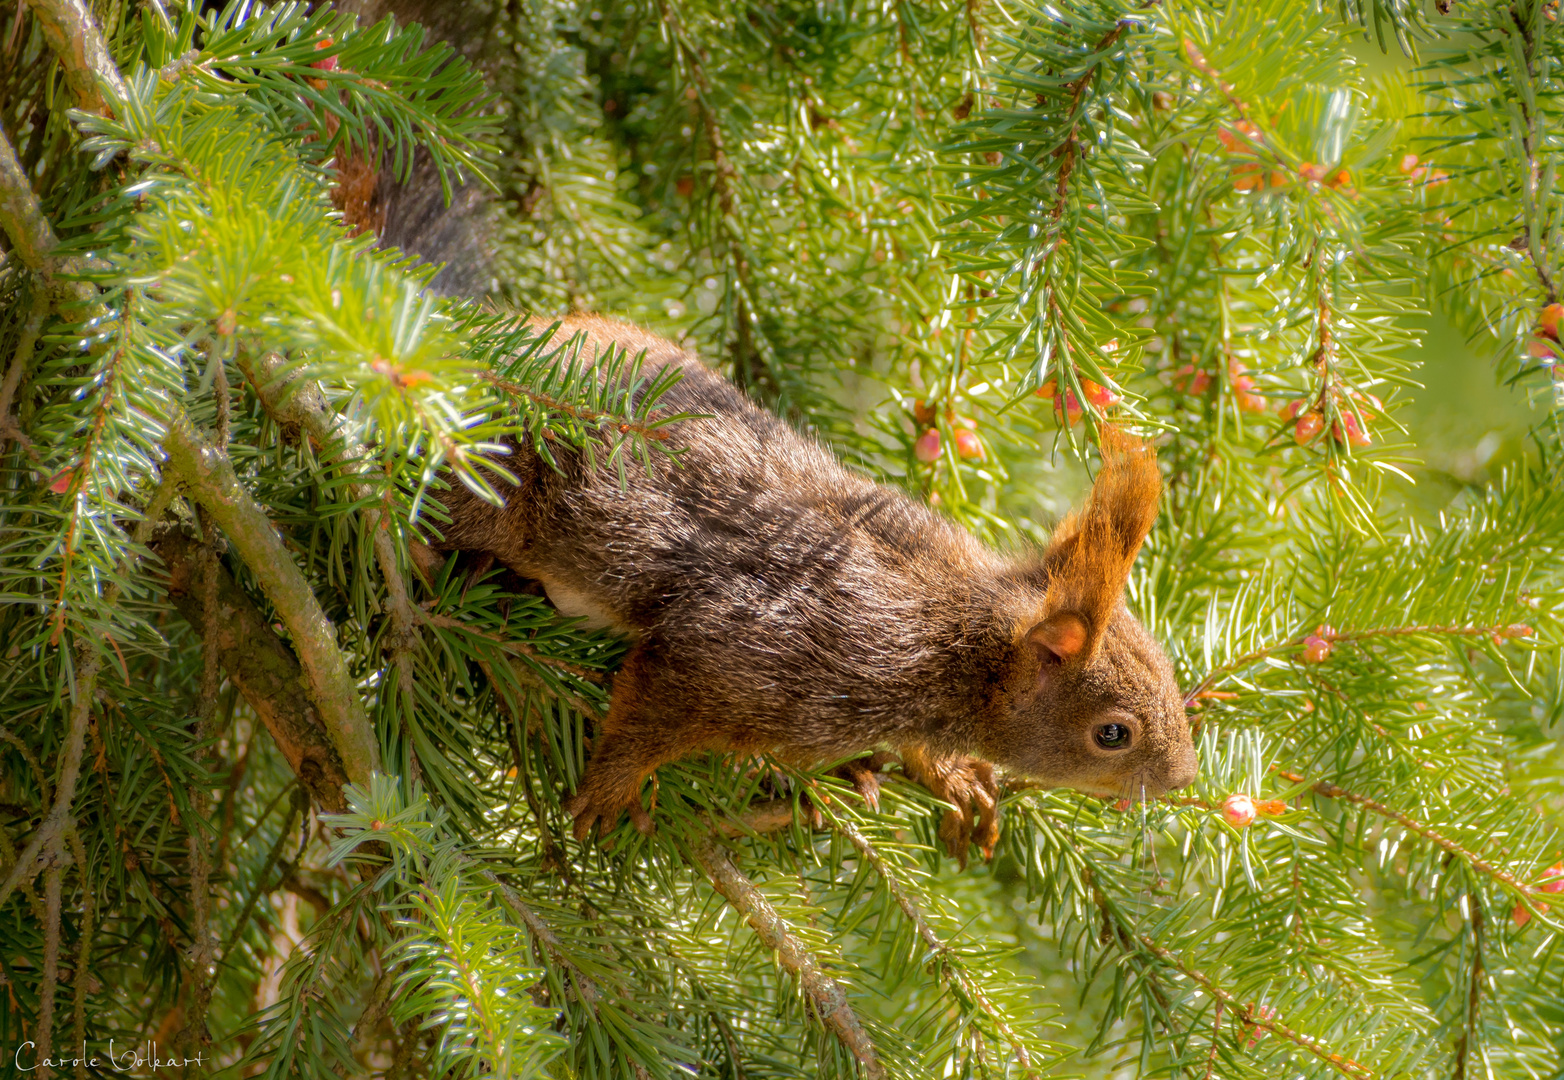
239, 351, 421, 644
653, 0, 768, 395
162, 409, 380, 785
0, 469, 181, 908
1134, 934, 1374, 1080
420, 610, 606, 685
153, 530, 352, 813
1080, 860, 1375, 1079
834, 817, 1039, 1076
692, 836, 885, 1079
25, 0, 130, 115
1050, 20, 1130, 224
485, 876, 604, 1009
1273, 770, 1537, 899
481, 371, 673, 442
1499, 8, 1558, 305
1187, 622, 1532, 703
0, 649, 98, 911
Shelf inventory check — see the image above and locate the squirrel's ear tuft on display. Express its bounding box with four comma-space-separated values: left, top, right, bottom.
1038, 429, 1161, 659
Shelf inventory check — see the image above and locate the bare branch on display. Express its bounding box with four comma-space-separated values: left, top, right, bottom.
65, 825, 92, 1080
0, 285, 46, 457
0, 652, 97, 913
35, 858, 64, 1077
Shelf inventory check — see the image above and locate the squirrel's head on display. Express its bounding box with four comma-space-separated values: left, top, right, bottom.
983, 432, 1197, 801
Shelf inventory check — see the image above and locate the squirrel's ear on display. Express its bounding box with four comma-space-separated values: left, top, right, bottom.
1028, 612, 1089, 665
1039, 429, 1161, 659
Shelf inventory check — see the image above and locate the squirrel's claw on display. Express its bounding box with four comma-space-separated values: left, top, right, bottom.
564, 789, 656, 843
901, 750, 1003, 869
832, 753, 894, 811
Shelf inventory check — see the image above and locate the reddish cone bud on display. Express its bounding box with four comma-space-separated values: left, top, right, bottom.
1222, 793, 1256, 828
954, 427, 984, 459
48, 466, 80, 494
1301, 635, 1332, 663
1035, 378, 1057, 399
312, 37, 339, 71
1541, 862, 1564, 894
1334, 411, 1372, 447
1053, 389, 1085, 426
1082, 379, 1119, 408
1294, 411, 1324, 445
1244, 1005, 1276, 1049
915, 428, 942, 463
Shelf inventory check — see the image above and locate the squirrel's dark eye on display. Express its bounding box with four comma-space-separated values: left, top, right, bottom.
1094, 723, 1131, 750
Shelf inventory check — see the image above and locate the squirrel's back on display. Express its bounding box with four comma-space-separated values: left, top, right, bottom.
435, 315, 1009, 738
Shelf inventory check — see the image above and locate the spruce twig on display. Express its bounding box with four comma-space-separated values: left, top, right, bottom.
1187, 622, 1532, 703
692, 835, 885, 1079
1274, 769, 1542, 901
834, 816, 1040, 1076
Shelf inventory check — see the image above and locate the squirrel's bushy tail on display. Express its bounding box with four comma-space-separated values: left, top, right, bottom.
333, 0, 495, 298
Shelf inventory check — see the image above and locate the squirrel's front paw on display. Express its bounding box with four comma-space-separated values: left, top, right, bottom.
900, 750, 1001, 868
564, 787, 655, 842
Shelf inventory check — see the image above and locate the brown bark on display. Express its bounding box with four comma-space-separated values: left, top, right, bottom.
153, 530, 350, 813
162, 409, 380, 784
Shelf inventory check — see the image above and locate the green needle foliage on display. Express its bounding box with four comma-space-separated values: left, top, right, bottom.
0, 0, 1561, 1078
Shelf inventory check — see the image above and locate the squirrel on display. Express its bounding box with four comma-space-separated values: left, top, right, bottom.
432, 316, 1198, 859
335, 0, 1198, 859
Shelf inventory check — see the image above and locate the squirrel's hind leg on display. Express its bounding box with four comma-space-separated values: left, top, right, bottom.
565, 642, 696, 841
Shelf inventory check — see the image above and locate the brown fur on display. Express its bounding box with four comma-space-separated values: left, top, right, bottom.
434, 315, 1198, 856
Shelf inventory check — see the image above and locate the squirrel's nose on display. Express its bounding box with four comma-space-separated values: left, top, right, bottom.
1166, 744, 1199, 791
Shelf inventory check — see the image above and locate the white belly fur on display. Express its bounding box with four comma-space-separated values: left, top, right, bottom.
542, 578, 626, 633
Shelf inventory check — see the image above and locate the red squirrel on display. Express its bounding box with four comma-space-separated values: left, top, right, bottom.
434, 315, 1198, 860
